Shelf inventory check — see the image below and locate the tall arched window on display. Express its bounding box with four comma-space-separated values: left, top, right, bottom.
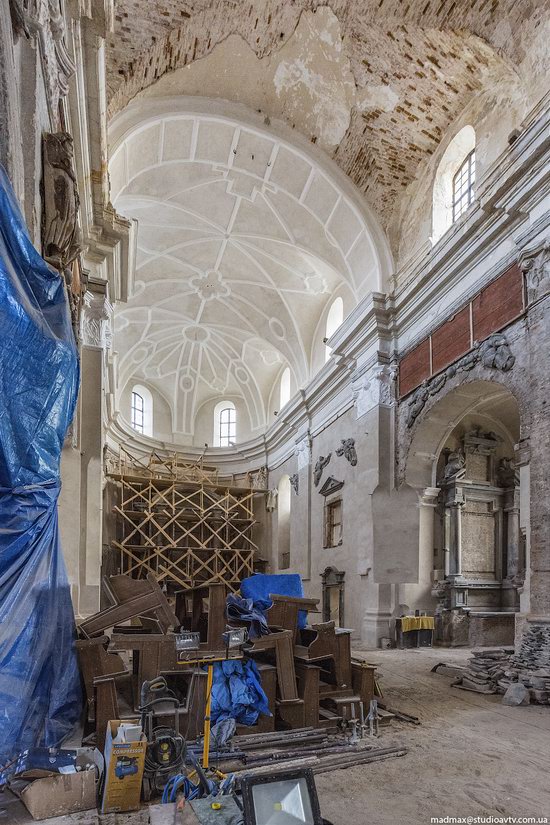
432, 125, 476, 242
130, 384, 153, 436
325, 296, 344, 362
213, 400, 236, 447
278, 474, 291, 570
279, 367, 291, 410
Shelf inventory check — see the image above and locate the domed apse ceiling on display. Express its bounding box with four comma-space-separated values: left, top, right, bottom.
110, 108, 387, 442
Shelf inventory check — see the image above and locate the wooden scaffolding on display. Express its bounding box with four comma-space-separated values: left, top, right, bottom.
106, 452, 265, 593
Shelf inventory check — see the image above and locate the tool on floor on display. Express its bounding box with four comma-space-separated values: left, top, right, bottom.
140, 676, 185, 800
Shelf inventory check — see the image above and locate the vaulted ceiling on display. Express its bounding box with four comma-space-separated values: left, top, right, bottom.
106, 0, 550, 232
110, 106, 387, 438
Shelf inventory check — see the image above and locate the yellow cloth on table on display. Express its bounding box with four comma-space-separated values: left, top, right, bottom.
400, 615, 434, 633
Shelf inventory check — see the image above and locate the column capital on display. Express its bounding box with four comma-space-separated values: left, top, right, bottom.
519, 239, 550, 305
80, 285, 112, 349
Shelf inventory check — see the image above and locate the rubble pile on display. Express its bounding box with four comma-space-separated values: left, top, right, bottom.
455, 649, 512, 694
506, 623, 550, 705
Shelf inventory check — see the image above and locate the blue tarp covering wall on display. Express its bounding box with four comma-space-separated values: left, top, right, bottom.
0, 166, 82, 765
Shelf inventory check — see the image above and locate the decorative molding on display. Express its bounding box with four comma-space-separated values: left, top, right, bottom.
335, 438, 357, 466
295, 435, 312, 471
81, 287, 112, 349
289, 473, 299, 495
313, 453, 331, 487
319, 476, 344, 497
353, 364, 395, 419
519, 240, 550, 305
406, 333, 515, 428
41, 132, 82, 270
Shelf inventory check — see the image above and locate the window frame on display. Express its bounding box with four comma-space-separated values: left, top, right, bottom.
451, 149, 475, 224
324, 496, 343, 548
218, 405, 236, 448
131, 390, 145, 433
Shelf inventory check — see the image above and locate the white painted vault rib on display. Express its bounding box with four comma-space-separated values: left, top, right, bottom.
109, 100, 391, 443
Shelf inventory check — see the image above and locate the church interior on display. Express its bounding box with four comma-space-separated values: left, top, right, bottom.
0, 1, 549, 823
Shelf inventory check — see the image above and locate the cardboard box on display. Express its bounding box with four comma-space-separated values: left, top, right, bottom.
18, 768, 97, 820
101, 720, 147, 814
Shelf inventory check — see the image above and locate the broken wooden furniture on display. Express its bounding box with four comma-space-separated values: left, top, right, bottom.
294, 621, 352, 690
266, 594, 319, 642
175, 581, 227, 650
79, 572, 179, 638
75, 635, 128, 718
245, 629, 306, 729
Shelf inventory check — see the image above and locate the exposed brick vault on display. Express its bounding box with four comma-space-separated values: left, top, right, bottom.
107, 1, 549, 232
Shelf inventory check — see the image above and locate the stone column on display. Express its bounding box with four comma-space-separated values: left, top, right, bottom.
447, 491, 465, 580
520, 242, 550, 618
78, 281, 111, 616
504, 487, 521, 581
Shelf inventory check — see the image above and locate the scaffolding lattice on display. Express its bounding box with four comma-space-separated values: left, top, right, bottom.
107, 452, 263, 592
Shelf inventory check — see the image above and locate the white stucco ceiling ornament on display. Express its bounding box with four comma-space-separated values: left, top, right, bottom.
109, 98, 390, 442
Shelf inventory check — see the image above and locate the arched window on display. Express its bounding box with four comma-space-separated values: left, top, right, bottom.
278, 474, 291, 569
432, 125, 476, 243
214, 400, 236, 447
130, 384, 153, 436
325, 296, 343, 362
279, 367, 291, 410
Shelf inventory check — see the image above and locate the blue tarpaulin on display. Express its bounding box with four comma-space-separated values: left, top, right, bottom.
240, 573, 308, 629
210, 659, 271, 727
0, 166, 82, 766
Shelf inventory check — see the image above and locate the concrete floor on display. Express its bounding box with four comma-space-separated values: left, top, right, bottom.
3, 647, 550, 824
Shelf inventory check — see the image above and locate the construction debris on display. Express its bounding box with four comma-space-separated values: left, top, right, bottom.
451, 649, 512, 694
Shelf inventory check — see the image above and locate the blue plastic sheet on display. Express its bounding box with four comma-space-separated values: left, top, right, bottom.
0, 165, 82, 767
225, 593, 270, 639
240, 573, 308, 629
210, 660, 271, 727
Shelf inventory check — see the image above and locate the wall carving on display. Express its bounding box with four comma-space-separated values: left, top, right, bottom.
336, 438, 357, 466
248, 465, 268, 490
81, 289, 112, 349
41, 132, 82, 271
406, 333, 515, 427
520, 241, 550, 304
314, 454, 332, 487
11, 0, 75, 118
353, 364, 395, 418
289, 473, 299, 495
295, 436, 312, 471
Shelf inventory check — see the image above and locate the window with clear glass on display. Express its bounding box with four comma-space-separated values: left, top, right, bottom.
131, 391, 144, 433
219, 406, 236, 447
452, 150, 475, 223
325, 498, 343, 548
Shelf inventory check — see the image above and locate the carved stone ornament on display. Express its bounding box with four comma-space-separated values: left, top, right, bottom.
520, 241, 550, 305
314, 453, 331, 487
81, 289, 112, 349
353, 364, 396, 419
42, 132, 83, 270
249, 465, 268, 489
497, 457, 519, 488
289, 473, 299, 495
406, 333, 515, 427
295, 436, 312, 470
11, 1, 75, 116
266, 488, 278, 512
319, 476, 344, 497
336, 438, 357, 466
441, 450, 465, 482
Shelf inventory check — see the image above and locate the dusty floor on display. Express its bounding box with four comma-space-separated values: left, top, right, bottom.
3, 646, 550, 824
317, 646, 550, 825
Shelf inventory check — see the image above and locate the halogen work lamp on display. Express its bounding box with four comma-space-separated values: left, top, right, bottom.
240, 768, 324, 825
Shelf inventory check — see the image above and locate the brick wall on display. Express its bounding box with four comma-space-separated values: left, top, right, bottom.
398, 263, 524, 398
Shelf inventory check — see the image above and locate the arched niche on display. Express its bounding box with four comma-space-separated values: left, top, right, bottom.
277, 474, 291, 570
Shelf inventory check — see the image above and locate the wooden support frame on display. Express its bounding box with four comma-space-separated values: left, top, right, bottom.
107, 458, 263, 593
